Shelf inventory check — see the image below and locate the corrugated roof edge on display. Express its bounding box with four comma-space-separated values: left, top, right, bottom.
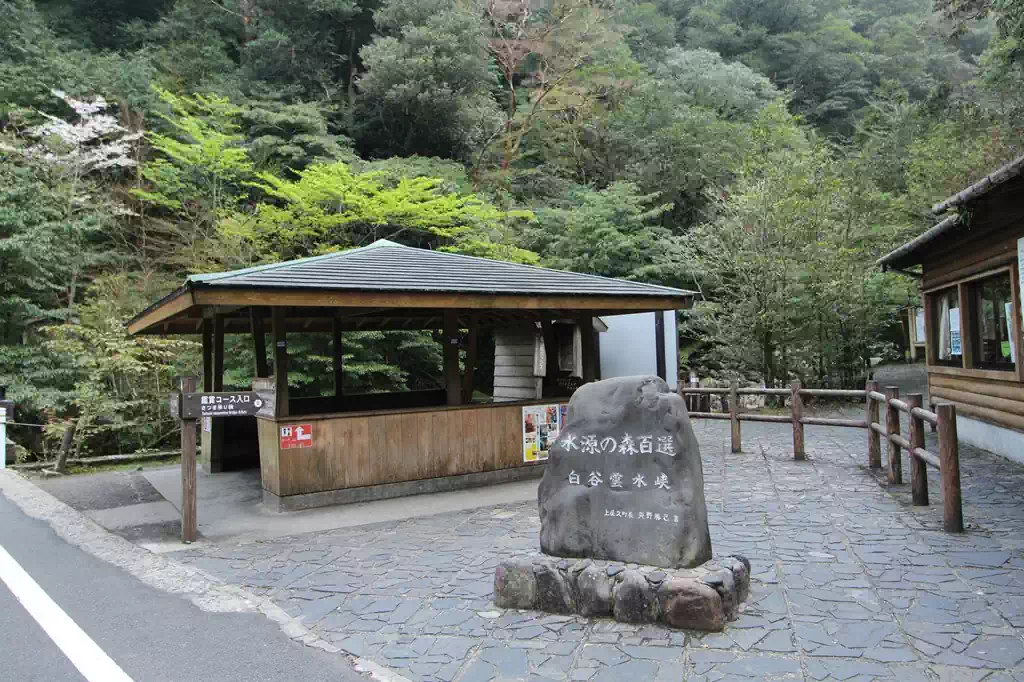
931, 153, 1024, 215
876, 214, 961, 269
191, 240, 695, 298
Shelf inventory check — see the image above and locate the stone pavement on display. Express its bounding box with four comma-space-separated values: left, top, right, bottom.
173, 418, 1024, 682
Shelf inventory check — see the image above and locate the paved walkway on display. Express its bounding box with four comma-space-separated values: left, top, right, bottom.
169, 413, 1024, 682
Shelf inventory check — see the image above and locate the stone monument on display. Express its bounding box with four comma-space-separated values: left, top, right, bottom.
538, 375, 712, 568
494, 376, 749, 631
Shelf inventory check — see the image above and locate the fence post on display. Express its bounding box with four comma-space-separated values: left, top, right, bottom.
0, 406, 6, 470
791, 381, 805, 460
54, 419, 78, 475
907, 393, 928, 506
179, 376, 198, 543
937, 403, 963, 533
866, 380, 881, 469
884, 386, 902, 484
729, 380, 741, 453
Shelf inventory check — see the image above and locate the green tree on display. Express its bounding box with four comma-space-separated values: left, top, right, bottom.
356, 0, 501, 160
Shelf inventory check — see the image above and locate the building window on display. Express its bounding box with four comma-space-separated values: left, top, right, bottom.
932, 287, 963, 366
969, 272, 1017, 370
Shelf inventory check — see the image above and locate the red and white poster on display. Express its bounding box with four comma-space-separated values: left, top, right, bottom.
280, 423, 313, 450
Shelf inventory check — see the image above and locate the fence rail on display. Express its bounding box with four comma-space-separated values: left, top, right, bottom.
680, 380, 964, 533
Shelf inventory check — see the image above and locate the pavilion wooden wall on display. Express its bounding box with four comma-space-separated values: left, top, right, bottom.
258, 402, 540, 498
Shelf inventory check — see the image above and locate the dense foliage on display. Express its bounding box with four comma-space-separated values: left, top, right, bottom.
1, 0, 1022, 457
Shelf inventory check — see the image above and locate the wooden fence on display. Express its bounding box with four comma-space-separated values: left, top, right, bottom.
679, 381, 964, 533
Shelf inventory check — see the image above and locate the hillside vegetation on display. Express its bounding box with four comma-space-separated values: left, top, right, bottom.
1, 0, 1021, 457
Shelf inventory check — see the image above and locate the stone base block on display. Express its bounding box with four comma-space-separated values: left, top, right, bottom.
494, 553, 750, 632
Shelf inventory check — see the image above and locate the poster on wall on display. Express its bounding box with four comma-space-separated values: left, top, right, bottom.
1019, 238, 1024, 353
914, 309, 926, 345
949, 307, 962, 356
523, 404, 566, 462
1006, 302, 1017, 361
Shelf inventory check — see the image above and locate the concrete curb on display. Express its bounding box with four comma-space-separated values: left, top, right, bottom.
0, 469, 412, 682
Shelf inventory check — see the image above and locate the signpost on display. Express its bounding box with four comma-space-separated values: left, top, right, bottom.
177, 391, 267, 419
178, 376, 198, 544
170, 383, 274, 543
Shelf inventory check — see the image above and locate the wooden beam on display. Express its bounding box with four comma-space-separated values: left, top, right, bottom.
126, 288, 195, 335
462, 315, 478, 404
201, 318, 214, 392
213, 314, 225, 392
333, 316, 344, 397
192, 288, 689, 313
443, 311, 461, 407
272, 307, 289, 417
250, 307, 269, 378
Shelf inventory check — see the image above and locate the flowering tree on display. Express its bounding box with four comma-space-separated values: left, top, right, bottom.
2, 90, 141, 320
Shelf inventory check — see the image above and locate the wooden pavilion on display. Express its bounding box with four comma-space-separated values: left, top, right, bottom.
129, 240, 694, 510
878, 154, 1024, 462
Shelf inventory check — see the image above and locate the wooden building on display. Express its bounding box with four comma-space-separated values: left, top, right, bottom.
878, 154, 1024, 462
129, 240, 693, 510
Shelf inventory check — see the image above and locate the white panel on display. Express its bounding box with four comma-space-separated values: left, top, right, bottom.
599, 312, 659, 383
664, 310, 679, 391
956, 415, 1024, 464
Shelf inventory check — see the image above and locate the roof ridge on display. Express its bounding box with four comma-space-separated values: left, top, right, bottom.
931, 152, 1024, 214
383, 247, 691, 296
189, 240, 404, 284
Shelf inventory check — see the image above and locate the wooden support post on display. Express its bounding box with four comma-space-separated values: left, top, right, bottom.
333, 316, 344, 397
443, 310, 461, 407
937, 403, 964, 533
885, 385, 902, 484
201, 318, 213, 392
654, 311, 667, 381
729, 380, 741, 453
213, 314, 225, 392
580, 316, 597, 383
251, 307, 269, 379
179, 375, 198, 544
462, 316, 478, 404
272, 307, 289, 418
54, 419, 78, 475
907, 393, 928, 506
866, 380, 881, 469
791, 381, 804, 460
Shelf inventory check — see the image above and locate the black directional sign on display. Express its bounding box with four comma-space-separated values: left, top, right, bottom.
178, 391, 267, 419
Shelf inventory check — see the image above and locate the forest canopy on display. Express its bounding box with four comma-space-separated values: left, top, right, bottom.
1, 0, 1022, 457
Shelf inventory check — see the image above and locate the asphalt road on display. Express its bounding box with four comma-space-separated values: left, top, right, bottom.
0, 491, 368, 682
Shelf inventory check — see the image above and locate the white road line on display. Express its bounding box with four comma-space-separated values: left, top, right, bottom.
0, 543, 134, 682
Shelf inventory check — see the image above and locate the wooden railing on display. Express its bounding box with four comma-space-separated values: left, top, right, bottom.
680, 380, 964, 533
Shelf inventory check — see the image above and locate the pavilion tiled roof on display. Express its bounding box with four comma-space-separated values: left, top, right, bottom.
188, 240, 694, 299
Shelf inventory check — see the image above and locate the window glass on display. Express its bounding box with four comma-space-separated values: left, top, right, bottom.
970, 273, 1017, 370
932, 287, 962, 366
